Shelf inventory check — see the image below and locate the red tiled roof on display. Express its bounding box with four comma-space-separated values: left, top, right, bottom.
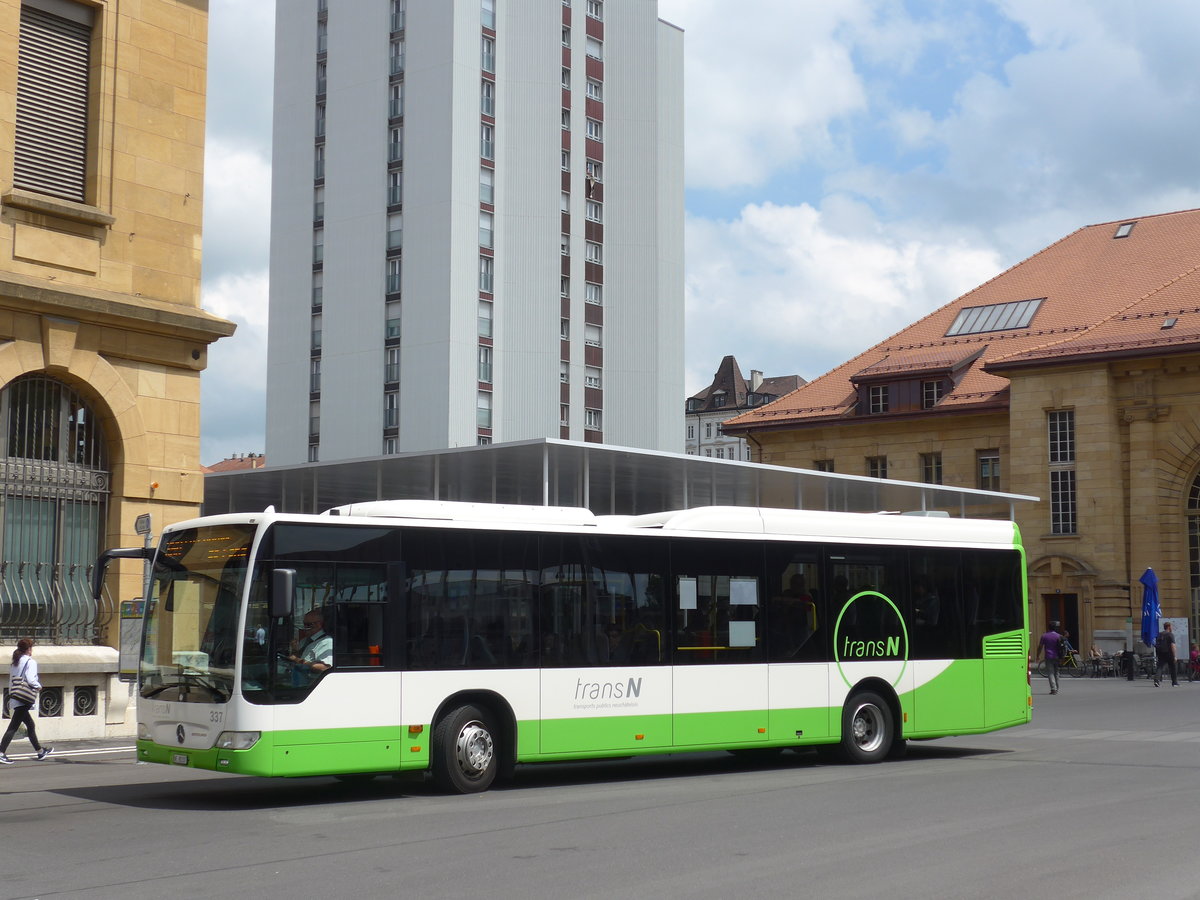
725, 208, 1200, 432
203, 454, 267, 473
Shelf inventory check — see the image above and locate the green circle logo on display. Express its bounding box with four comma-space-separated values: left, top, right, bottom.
832, 590, 910, 689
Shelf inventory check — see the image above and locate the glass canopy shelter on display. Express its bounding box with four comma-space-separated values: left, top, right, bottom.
203, 439, 1035, 520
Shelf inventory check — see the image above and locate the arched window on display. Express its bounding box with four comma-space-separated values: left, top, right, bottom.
1188, 474, 1200, 642
0, 374, 109, 644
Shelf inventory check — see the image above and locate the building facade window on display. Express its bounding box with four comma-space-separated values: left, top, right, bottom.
585, 36, 602, 59
388, 212, 403, 250
385, 347, 401, 383
585, 282, 602, 305
977, 450, 1000, 491
384, 391, 399, 427
480, 167, 494, 204
586, 77, 603, 101
388, 171, 403, 206
390, 81, 404, 117
386, 258, 402, 294
477, 299, 493, 337
385, 300, 401, 338
586, 118, 603, 141
868, 385, 889, 414
481, 0, 495, 29
481, 36, 495, 72
312, 227, 324, 264
922, 380, 943, 409
814, 459, 834, 472
311, 313, 322, 351
585, 241, 602, 263
479, 211, 493, 248
389, 125, 404, 162
481, 79, 494, 116
478, 346, 493, 383
585, 200, 602, 222
560, 275, 570, 297
390, 0, 405, 32
584, 324, 601, 347
314, 186, 325, 221
309, 400, 320, 436
479, 256, 494, 293
560, 404, 569, 425
476, 391, 492, 428
705, 422, 712, 439
310, 358, 322, 393
312, 271, 323, 308
390, 38, 405, 75
867, 456, 888, 479
1048, 410, 1076, 534
481, 123, 494, 159
585, 408, 602, 430
586, 0, 603, 19
920, 452, 943, 485
586, 159, 603, 182
585, 366, 601, 388
308, 443, 319, 463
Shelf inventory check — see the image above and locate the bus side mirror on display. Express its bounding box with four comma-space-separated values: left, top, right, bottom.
92, 547, 155, 602
272, 568, 296, 619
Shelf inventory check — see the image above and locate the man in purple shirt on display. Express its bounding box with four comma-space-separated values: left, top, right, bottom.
1037, 622, 1063, 695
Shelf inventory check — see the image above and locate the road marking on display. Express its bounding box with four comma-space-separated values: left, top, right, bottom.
4, 745, 135, 761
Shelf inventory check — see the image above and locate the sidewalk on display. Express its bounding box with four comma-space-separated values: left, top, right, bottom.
1, 736, 135, 762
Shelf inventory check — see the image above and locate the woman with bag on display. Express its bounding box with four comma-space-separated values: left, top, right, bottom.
1, 639, 53, 764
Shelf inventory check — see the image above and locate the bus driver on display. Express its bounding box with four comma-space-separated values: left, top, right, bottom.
288, 609, 333, 682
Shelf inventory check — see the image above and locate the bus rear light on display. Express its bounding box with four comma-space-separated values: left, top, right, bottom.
216, 731, 261, 750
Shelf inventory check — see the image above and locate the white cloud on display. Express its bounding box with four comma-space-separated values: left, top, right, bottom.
684, 202, 1002, 393
659, 0, 875, 190
200, 271, 269, 464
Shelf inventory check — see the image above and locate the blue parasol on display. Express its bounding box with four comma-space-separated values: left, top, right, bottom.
1139, 567, 1161, 648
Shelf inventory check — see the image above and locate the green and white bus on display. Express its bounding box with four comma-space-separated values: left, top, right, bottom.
98, 500, 1031, 793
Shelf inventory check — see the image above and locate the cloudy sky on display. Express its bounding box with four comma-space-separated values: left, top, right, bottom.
198, 0, 1200, 464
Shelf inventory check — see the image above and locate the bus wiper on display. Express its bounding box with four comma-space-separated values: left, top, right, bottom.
141, 677, 229, 702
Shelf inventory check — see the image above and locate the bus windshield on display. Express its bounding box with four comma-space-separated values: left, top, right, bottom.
140, 524, 256, 704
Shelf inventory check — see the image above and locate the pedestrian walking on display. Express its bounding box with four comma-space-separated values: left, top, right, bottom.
1154, 621, 1179, 687
1, 639, 53, 764
1036, 622, 1063, 695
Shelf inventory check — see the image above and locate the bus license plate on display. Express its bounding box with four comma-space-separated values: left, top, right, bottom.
172, 753, 189, 766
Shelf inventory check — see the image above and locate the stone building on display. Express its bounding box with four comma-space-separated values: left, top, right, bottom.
685, 355, 803, 461
0, 0, 233, 739
723, 209, 1200, 653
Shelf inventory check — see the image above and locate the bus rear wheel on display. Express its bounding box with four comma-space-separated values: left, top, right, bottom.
841, 691, 894, 764
432, 704, 498, 794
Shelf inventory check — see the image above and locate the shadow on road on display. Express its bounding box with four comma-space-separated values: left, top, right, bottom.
48, 742, 1009, 810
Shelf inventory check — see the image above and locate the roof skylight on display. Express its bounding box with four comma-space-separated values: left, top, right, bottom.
1114, 222, 1136, 239
945, 298, 1043, 337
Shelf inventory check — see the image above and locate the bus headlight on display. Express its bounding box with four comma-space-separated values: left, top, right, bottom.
138, 723, 151, 740
216, 731, 261, 750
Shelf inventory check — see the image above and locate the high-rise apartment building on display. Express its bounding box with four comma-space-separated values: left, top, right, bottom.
267, 0, 684, 465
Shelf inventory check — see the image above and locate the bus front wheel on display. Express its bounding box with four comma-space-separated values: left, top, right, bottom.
840, 691, 894, 764
432, 704, 498, 794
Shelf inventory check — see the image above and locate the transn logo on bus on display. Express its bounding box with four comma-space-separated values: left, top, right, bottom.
832, 590, 909, 689
575, 676, 642, 701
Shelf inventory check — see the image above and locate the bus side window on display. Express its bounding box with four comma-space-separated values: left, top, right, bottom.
671, 538, 765, 665
332, 602, 386, 668
908, 549, 963, 660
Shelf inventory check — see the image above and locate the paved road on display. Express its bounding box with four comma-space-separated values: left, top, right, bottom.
3, 676, 1200, 900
